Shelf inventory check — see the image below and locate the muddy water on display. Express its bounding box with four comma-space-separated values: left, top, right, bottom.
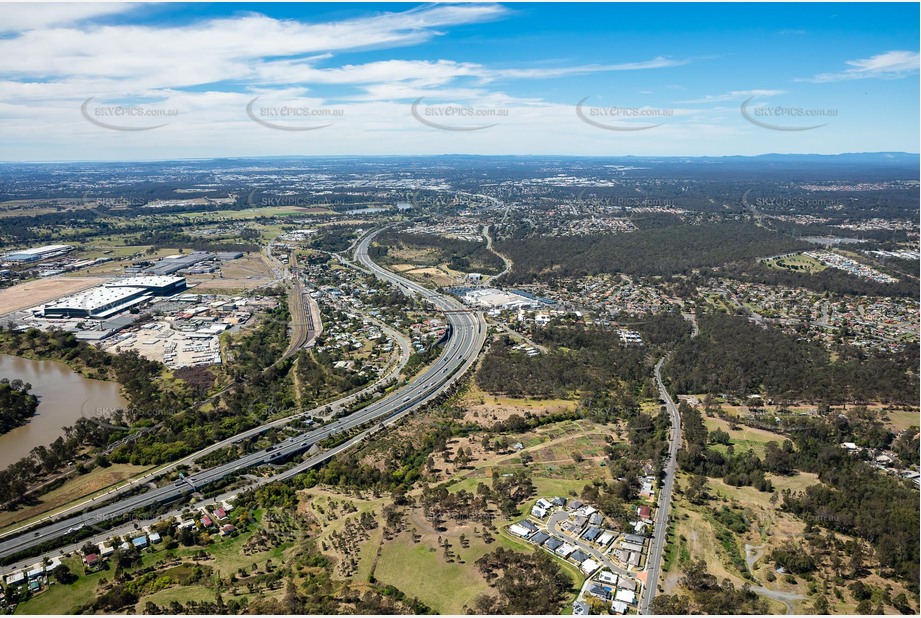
0, 354, 128, 468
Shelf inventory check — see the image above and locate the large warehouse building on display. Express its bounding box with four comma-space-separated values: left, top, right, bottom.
43, 276, 187, 319
105, 276, 187, 296
43, 286, 153, 319
144, 252, 214, 275
4, 244, 74, 263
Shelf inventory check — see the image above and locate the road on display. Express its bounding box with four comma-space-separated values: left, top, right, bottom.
637, 358, 683, 615
482, 224, 511, 283
546, 511, 639, 585
0, 292, 406, 543
0, 228, 487, 562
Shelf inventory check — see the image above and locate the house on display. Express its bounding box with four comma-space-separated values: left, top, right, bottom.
636, 505, 652, 520
617, 578, 637, 592
633, 521, 647, 534
572, 601, 589, 615
26, 564, 44, 580
612, 600, 628, 614
570, 550, 590, 564
4, 571, 25, 587
220, 524, 237, 537
132, 536, 149, 549
597, 530, 616, 546
588, 512, 603, 526
567, 499, 583, 510
551, 496, 567, 507
200, 514, 214, 528
597, 571, 618, 586
582, 527, 602, 542
624, 533, 646, 545
544, 537, 563, 551
84, 553, 100, 569
556, 543, 577, 557
875, 454, 893, 466
626, 551, 641, 567
119, 541, 131, 551
531, 498, 553, 519
148, 531, 162, 544
213, 507, 228, 520
620, 541, 645, 554
841, 442, 858, 451
572, 515, 589, 528
509, 523, 534, 538
99, 544, 115, 558
580, 558, 601, 574
519, 519, 538, 532
615, 589, 636, 604
589, 585, 613, 601
177, 519, 196, 530
530, 531, 550, 546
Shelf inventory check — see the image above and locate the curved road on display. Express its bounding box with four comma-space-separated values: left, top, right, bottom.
0, 228, 487, 562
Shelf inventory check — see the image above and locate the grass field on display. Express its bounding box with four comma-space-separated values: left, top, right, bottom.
766, 253, 827, 274
882, 409, 920, 432
0, 463, 150, 533
704, 416, 785, 458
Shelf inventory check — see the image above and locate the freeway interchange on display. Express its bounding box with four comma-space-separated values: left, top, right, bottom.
0, 228, 487, 563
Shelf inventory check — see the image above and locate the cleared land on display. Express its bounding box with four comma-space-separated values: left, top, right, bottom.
704, 416, 787, 458
0, 277, 103, 315
0, 463, 151, 532
765, 253, 827, 273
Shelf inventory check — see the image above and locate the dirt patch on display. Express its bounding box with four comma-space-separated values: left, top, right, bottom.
0, 277, 104, 315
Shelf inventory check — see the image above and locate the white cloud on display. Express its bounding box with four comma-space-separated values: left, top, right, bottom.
798, 50, 920, 83
678, 89, 785, 104
0, 3, 137, 33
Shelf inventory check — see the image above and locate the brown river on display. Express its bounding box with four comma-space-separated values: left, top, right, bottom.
0, 354, 128, 469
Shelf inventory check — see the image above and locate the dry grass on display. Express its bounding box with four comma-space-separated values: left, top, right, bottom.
0, 463, 150, 532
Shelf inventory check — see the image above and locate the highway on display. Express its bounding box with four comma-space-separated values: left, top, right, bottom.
0, 228, 487, 562
638, 357, 683, 614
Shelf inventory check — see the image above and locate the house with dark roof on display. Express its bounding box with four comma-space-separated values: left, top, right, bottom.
570, 550, 590, 564
530, 531, 550, 546
544, 537, 563, 551
582, 526, 602, 542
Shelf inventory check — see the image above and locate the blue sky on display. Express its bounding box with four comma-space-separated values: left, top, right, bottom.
0, 2, 918, 160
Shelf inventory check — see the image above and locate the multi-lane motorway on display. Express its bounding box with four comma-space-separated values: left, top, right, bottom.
0, 228, 487, 562
637, 357, 683, 614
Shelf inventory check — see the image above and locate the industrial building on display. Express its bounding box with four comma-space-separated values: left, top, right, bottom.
106, 276, 187, 296
43, 286, 152, 319
43, 276, 187, 319
4, 244, 74, 262
143, 251, 214, 275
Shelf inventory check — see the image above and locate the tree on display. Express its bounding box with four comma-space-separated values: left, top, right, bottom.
52, 563, 76, 585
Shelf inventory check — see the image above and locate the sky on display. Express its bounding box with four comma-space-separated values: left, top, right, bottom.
0, 2, 918, 160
